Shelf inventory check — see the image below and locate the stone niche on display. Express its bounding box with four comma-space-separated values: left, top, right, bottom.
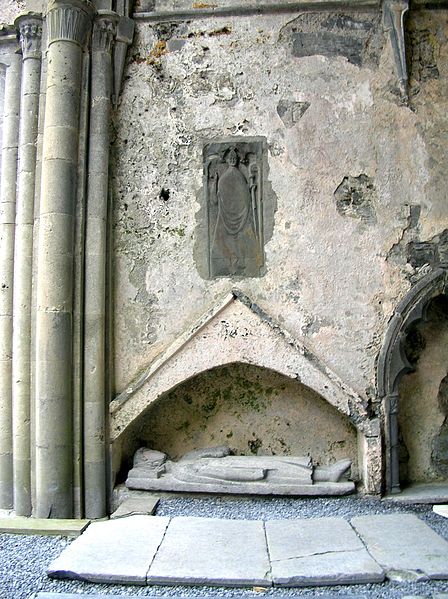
118, 362, 359, 483
110, 292, 380, 493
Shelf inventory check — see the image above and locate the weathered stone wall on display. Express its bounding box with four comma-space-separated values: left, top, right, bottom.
111, 5, 448, 476
0, 0, 26, 25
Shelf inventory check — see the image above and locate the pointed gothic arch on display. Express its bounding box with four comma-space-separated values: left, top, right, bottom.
377, 266, 448, 493
110, 290, 382, 493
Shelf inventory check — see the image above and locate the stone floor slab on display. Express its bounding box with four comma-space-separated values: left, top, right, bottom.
0, 517, 90, 536
33, 595, 366, 599
384, 483, 448, 504
47, 515, 170, 585
110, 496, 160, 519
147, 516, 271, 587
33, 596, 366, 599
265, 517, 384, 587
351, 514, 448, 581
34, 594, 146, 599
434, 505, 448, 519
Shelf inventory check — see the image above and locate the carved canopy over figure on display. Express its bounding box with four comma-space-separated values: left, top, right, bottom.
126, 445, 355, 496
206, 143, 264, 278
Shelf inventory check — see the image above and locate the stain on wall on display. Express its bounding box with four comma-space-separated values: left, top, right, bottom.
432, 373, 448, 477
334, 174, 377, 226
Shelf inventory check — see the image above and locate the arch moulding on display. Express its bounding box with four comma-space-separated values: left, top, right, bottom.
377, 266, 448, 494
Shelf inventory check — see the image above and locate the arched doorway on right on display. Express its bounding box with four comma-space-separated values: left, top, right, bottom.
398, 294, 448, 488
377, 267, 448, 495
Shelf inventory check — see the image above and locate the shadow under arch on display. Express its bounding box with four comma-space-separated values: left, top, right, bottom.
118, 360, 360, 482
377, 266, 448, 494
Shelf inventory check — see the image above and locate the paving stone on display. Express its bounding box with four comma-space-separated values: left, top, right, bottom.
384, 483, 448, 504
433, 504, 448, 519
351, 514, 448, 581
34, 594, 146, 599
0, 517, 90, 536
147, 516, 271, 587
33, 596, 366, 599
265, 517, 384, 587
110, 496, 160, 518
47, 515, 170, 585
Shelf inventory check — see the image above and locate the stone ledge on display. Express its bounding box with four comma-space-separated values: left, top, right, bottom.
0, 517, 90, 536
134, 0, 381, 21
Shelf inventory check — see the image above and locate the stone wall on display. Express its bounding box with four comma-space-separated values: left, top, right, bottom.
112, 2, 448, 464
0, 0, 26, 25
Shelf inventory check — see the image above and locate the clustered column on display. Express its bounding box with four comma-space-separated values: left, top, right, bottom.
0, 0, 131, 518
0, 50, 21, 510
83, 10, 118, 519
12, 13, 43, 517
35, 0, 94, 518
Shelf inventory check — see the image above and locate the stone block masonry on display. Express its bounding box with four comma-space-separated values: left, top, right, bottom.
46, 513, 448, 587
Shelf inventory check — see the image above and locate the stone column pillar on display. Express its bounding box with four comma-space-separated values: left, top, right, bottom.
83, 10, 117, 519
385, 392, 401, 494
0, 50, 21, 509
35, 0, 93, 518
12, 13, 43, 517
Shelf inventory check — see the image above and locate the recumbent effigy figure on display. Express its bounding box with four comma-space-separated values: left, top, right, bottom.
125, 445, 355, 496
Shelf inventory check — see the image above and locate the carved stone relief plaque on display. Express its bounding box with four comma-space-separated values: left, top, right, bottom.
203, 138, 266, 279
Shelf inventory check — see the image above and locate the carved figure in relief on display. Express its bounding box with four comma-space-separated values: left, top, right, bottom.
206, 144, 264, 278
126, 445, 355, 496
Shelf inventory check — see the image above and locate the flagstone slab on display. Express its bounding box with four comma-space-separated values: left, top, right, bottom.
351, 514, 448, 581
33, 595, 367, 599
47, 515, 170, 585
34, 595, 367, 599
110, 496, 160, 518
0, 517, 90, 536
384, 483, 448, 504
433, 505, 448, 519
35, 594, 146, 599
147, 516, 271, 587
265, 517, 384, 586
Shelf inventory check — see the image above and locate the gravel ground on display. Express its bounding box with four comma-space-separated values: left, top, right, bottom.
1, 495, 448, 599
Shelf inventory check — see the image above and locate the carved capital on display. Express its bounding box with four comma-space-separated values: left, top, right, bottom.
46, 0, 95, 48
15, 13, 43, 59
92, 11, 119, 53
387, 393, 400, 415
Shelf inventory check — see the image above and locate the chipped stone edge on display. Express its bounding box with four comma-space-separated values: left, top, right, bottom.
134, 0, 381, 22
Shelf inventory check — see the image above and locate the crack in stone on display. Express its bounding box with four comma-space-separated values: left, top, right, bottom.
271, 548, 360, 563
145, 517, 171, 583
262, 521, 273, 582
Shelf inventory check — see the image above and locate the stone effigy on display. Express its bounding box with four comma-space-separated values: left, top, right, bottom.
125, 446, 355, 496
204, 140, 265, 278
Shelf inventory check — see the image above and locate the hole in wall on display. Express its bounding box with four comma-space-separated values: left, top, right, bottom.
159, 188, 170, 201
